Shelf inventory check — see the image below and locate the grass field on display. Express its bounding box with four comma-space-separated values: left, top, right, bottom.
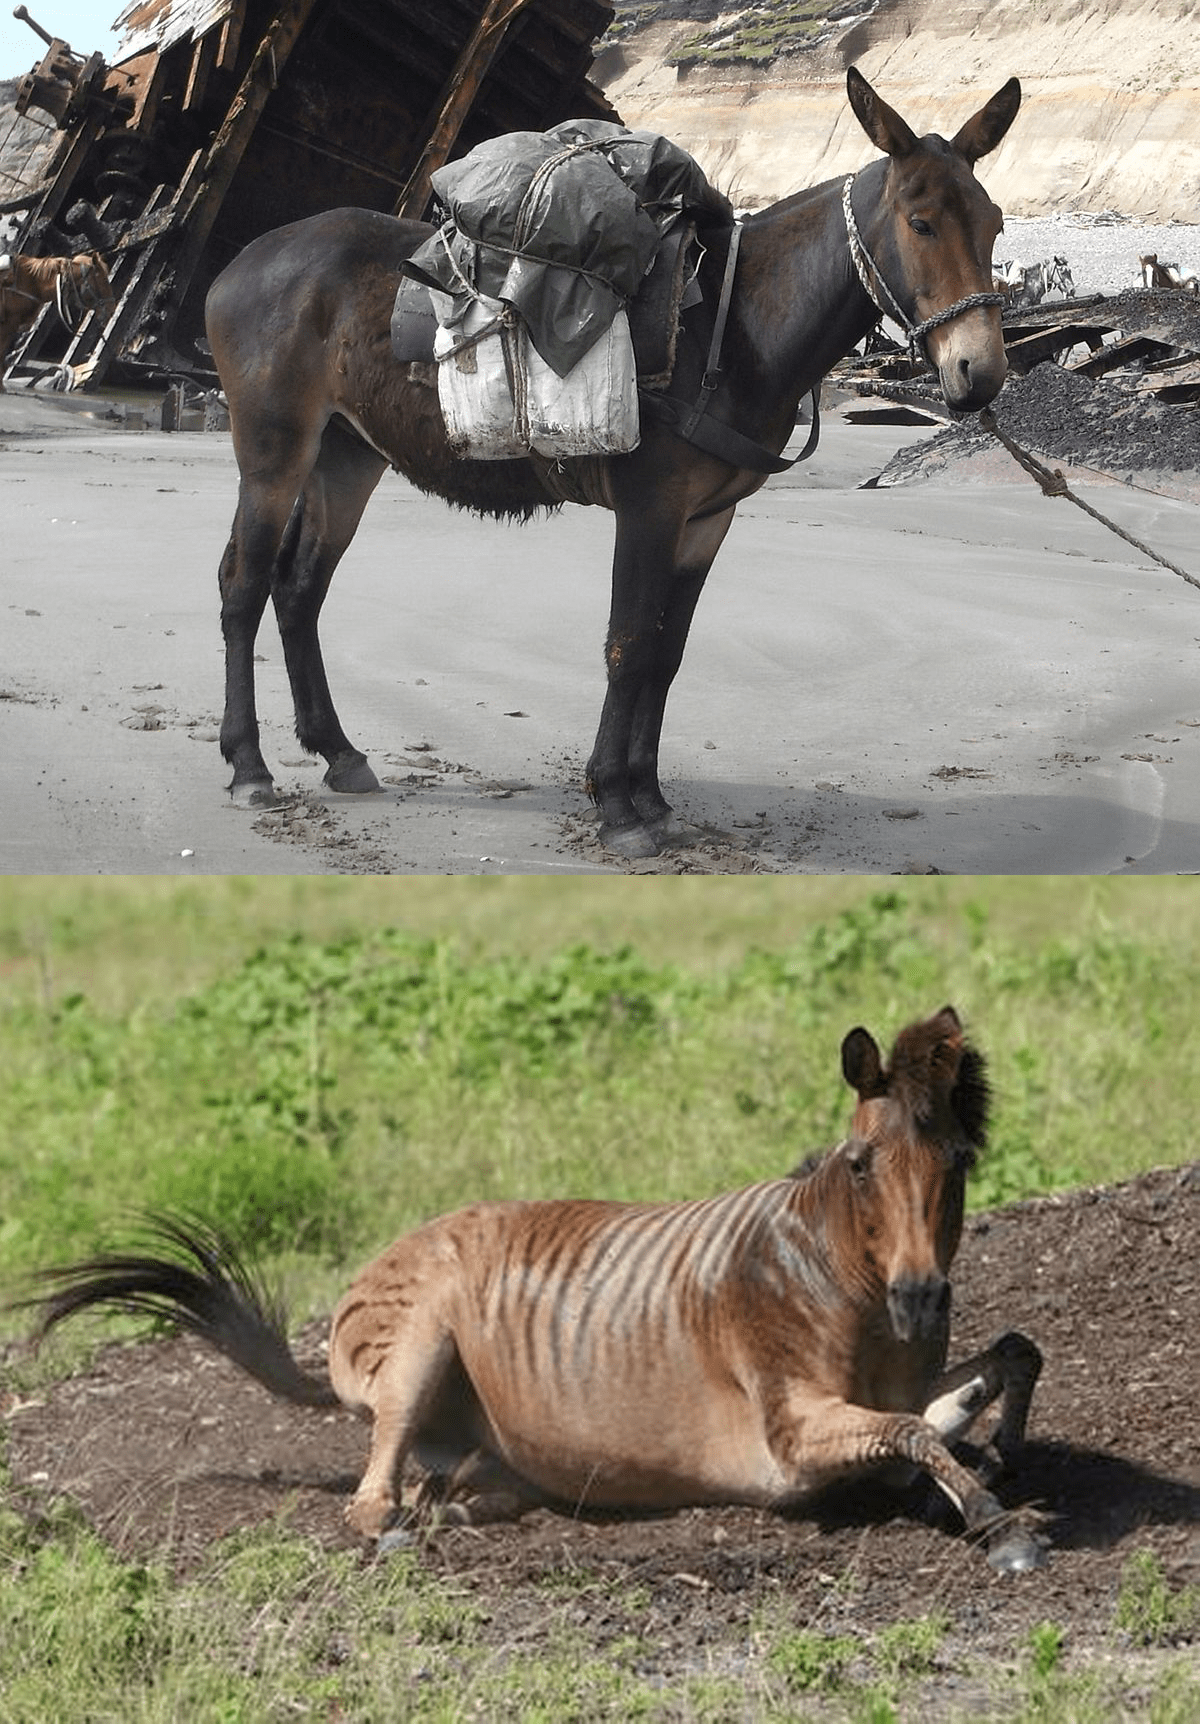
2, 875, 1196, 1299
2, 875, 1197, 1721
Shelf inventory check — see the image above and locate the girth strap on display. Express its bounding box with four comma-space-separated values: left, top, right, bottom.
640, 221, 820, 475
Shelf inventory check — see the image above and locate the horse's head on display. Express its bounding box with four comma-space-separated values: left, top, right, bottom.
836, 1005, 989, 1343
75, 252, 115, 311
846, 68, 1020, 411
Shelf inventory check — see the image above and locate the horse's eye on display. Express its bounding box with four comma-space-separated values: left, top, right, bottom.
909, 216, 934, 237
845, 1141, 873, 1181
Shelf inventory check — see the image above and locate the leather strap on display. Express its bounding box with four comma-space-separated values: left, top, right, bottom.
640, 385, 819, 474
641, 221, 821, 474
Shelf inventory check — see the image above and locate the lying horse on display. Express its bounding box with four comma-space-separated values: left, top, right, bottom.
23, 1005, 1044, 1572
207, 68, 1020, 858
1139, 253, 1199, 294
0, 250, 113, 388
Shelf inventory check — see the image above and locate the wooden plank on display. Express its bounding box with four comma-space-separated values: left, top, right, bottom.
166, 0, 322, 290
1004, 323, 1110, 374
184, 26, 223, 111
393, 0, 538, 219
1068, 334, 1177, 378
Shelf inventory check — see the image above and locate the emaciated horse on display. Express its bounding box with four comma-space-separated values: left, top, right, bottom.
22, 1005, 1045, 1573
0, 250, 113, 388
207, 68, 1021, 857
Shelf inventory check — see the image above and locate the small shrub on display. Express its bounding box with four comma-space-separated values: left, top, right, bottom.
1115, 1550, 1200, 1647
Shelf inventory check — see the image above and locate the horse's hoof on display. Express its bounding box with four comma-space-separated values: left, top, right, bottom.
228, 778, 281, 809
600, 822, 661, 859
324, 755, 382, 794
375, 1526, 415, 1556
986, 1528, 1047, 1574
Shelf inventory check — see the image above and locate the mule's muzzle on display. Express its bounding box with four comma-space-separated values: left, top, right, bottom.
887, 1271, 950, 1342
931, 313, 1008, 412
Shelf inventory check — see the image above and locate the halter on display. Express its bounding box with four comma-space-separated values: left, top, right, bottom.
841, 173, 1004, 364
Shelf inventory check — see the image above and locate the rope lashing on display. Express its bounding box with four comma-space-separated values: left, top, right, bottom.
841, 174, 1005, 363
979, 406, 1200, 595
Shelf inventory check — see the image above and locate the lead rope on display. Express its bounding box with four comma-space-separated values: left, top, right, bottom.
841, 173, 1005, 362
978, 407, 1200, 594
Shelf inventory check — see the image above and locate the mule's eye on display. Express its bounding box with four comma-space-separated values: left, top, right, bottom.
910, 216, 934, 237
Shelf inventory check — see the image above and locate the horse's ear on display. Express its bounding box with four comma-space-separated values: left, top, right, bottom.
952, 77, 1021, 164
927, 1005, 965, 1084
842, 1026, 884, 1097
846, 67, 919, 158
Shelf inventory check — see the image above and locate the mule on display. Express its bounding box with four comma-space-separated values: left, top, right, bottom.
0, 250, 113, 388
23, 1005, 1044, 1572
206, 68, 1020, 857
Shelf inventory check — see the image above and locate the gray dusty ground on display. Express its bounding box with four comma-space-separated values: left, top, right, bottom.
3, 389, 1199, 875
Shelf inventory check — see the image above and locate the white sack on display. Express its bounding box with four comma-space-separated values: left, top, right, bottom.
431, 290, 640, 461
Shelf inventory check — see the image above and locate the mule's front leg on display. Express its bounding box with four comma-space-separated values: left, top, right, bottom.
588, 501, 730, 857
626, 505, 736, 841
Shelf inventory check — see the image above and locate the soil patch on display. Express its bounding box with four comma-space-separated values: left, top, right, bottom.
4, 1165, 1198, 1673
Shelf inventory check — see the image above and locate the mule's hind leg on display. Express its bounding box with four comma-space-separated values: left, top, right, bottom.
270, 417, 388, 793
218, 410, 330, 805
923, 1330, 1043, 1475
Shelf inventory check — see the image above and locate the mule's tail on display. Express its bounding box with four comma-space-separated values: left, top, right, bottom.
19, 1212, 338, 1409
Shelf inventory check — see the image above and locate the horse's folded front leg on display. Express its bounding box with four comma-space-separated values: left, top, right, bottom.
922, 1330, 1043, 1480
773, 1399, 1046, 1573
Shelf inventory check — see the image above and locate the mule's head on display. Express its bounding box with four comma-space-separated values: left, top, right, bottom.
846, 67, 1021, 411
836, 1005, 989, 1343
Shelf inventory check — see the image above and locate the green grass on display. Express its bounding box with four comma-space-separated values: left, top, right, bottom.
1, 877, 1197, 1314
3, 1505, 1194, 1722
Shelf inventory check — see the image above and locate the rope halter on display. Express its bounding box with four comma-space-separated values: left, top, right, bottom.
841, 173, 1004, 365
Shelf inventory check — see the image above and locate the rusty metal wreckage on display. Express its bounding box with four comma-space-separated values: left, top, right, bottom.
0, 0, 617, 392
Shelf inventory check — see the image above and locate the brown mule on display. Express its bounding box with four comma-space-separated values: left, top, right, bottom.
207, 68, 1020, 855
22, 1006, 1044, 1573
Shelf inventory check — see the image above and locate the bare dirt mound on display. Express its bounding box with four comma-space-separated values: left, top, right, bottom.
4, 1165, 1198, 1667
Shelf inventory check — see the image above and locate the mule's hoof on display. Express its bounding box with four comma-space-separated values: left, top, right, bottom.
600, 822, 660, 859
645, 811, 702, 849
987, 1528, 1047, 1574
228, 778, 281, 809
324, 756, 382, 795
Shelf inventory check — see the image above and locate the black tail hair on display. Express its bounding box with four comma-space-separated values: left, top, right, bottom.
15, 1212, 337, 1409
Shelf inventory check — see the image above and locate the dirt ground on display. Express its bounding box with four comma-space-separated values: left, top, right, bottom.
4, 1164, 1198, 1686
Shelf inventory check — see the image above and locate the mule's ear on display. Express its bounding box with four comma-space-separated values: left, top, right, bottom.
842, 1026, 884, 1097
952, 77, 1021, 164
847, 66, 919, 158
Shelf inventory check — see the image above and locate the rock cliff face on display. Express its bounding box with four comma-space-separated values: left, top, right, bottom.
596, 0, 1200, 219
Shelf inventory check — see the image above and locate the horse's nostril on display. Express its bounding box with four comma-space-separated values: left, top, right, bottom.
888, 1273, 949, 1341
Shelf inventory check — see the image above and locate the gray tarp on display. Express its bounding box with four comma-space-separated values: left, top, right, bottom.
403, 119, 732, 377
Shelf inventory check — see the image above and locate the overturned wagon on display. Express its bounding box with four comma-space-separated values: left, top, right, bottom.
1, 0, 617, 390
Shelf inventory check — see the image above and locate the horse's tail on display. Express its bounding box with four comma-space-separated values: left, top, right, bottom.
19, 1212, 338, 1409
